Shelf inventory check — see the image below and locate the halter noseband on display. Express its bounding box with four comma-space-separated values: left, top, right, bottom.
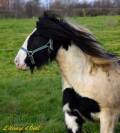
21, 39, 53, 65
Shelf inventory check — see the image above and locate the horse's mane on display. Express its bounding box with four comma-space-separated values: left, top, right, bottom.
37, 11, 118, 64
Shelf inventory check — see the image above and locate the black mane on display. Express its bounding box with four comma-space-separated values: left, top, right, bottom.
36, 11, 117, 61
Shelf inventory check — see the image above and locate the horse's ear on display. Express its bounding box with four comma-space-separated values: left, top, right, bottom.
36, 21, 39, 29
38, 17, 41, 20
44, 11, 53, 17
91, 57, 115, 65
43, 11, 63, 21
44, 11, 49, 17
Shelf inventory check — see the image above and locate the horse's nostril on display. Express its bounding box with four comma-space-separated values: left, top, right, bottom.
16, 64, 20, 68
14, 57, 19, 64
14, 59, 17, 64
14, 60, 20, 67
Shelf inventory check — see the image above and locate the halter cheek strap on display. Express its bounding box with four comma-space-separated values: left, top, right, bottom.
21, 39, 53, 65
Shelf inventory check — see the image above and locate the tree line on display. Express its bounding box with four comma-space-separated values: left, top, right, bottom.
0, 0, 120, 18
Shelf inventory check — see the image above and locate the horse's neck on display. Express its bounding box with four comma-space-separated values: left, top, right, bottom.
56, 44, 92, 88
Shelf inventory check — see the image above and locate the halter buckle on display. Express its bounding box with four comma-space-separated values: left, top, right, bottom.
28, 51, 33, 56
27, 51, 35, 65
48, 40, 53, 54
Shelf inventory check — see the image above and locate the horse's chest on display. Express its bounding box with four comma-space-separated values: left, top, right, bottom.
57, 47, 120, 108
62, 67, 120, 111
63, 88, 100, 121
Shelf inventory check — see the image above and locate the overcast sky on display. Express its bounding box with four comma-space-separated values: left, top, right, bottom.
25, 0, 94, 8
25, 0, 94, 4
40, 0, 94, 6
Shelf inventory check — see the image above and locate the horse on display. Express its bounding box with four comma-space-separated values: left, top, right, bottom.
14, 12, 120, 133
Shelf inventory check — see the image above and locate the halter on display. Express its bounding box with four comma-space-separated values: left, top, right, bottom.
21, 39, 53, 65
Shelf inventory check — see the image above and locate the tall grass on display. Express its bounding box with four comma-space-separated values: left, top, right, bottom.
0, 16, 120, 133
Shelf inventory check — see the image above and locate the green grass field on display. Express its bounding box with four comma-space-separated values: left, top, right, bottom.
0, 16, 120, 133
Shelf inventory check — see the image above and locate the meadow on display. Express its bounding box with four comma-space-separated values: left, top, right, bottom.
0, 16, 120, 133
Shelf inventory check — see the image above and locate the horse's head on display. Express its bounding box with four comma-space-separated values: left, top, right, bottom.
15, 12, 116, 72
14, 12, 70, 72
14, 27, 54, 72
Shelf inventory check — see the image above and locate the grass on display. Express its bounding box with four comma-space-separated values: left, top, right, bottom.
0, 16, 120, 133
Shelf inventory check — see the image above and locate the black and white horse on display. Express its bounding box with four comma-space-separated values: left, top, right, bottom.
14, 12, 120, 133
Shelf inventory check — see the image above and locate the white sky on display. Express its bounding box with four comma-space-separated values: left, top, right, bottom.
25, 0, 94, 7
40, 0, 94, 6
25, 0, 94, 3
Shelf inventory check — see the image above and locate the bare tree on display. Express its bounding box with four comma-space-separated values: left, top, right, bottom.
114, 0, 120, 7
25, 0, 41, 17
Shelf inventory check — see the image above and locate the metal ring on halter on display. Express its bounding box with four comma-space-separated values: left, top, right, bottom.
27, 51, 35, 65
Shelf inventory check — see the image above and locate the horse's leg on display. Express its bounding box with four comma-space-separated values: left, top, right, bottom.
63, 89, 84, 133
64, 111, 83, 133
100, 110, 118, 133
62, 77, 84, 133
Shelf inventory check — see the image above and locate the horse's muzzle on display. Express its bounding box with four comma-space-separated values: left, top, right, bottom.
14, 58, 28, 70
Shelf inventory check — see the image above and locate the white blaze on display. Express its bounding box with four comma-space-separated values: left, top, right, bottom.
14, 28, 36, 70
